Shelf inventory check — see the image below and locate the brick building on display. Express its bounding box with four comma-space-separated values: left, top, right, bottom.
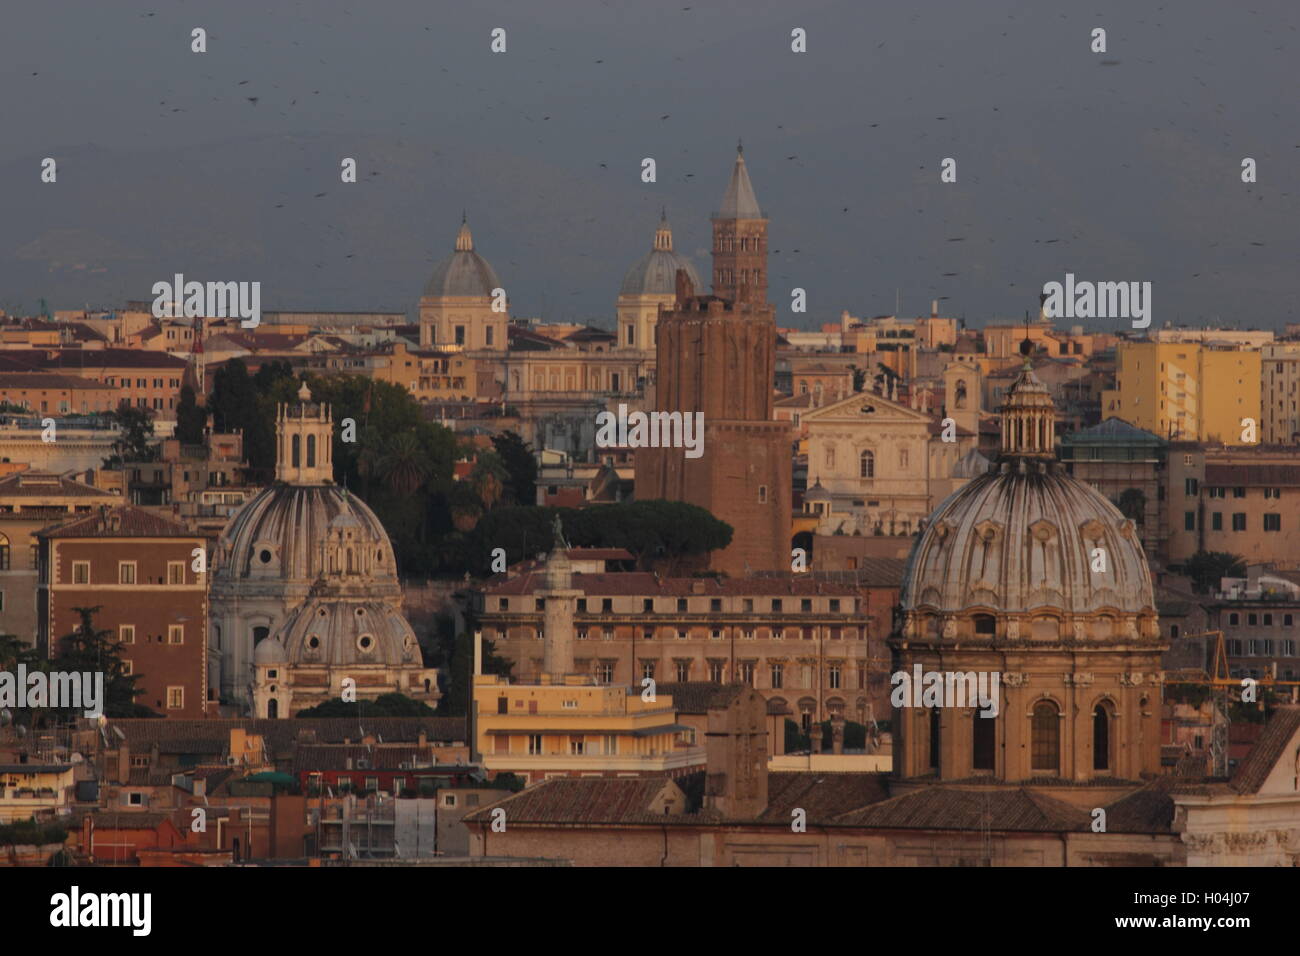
36, 505, 209, 717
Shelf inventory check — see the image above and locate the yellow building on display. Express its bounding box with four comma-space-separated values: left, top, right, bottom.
470, 547, 704, 784
1102, 340, 1261, 443
0, 762, 75, 823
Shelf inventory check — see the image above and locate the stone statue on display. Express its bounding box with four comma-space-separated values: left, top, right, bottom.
552, 513, 570, 551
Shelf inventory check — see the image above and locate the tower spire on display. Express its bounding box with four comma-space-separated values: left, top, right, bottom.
712, 145, 767, 305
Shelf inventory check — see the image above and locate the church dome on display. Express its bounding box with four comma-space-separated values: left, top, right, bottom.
213, 485, 399, 594
901, 363, 1155, 627
254, 636, 288, 665
422, 218, 502, 298
619, 213, 701, 297
272, 596, 421, 668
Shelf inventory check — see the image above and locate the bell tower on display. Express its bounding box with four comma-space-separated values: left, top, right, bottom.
711, 143, 767, 307
276, 381, 334, 485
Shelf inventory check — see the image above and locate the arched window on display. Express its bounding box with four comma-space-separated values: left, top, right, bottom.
268, 699, 278, 719
1093, 704, 1111, 772
955, 380, 967, 409
973, 713, 996, 771
253, 625, 269, 645
306, 433, 316, 467
0, 533, 9, 571
1032, 701, 1060, 773
291, 433, 301, 468
859, 450, 875, 479
928, 707, 941, 770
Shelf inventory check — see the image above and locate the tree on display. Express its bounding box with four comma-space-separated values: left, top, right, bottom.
294, 692, 437, 718
468, 449, 509, 512
491, 431, 538, 506
50, 606, 156, 719
1183, 550, 1247, 594
375, 431, 434, 498
1117, 488, 1146, 525
175, 384, 207, 444
439, 631, 513, 718
104, 405, 157, 465
784, 719, 809, 753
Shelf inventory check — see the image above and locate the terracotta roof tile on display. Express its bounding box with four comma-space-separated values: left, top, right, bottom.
1230, 706, 1300, 794
40, 504, 194, 538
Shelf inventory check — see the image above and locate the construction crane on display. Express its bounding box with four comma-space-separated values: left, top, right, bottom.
1162, 630, 1300, 776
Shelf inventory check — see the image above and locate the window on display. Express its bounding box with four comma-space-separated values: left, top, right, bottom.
486, 326, 495, 347
1264, 614, 1274, 626
675, 661, 690, 681
118, 561, 137, 584
676, 598, 687, 612
166, 686, 184, 710
1232, 513, 1247, 532
72, 561, 90, 584
828, 663, 841, 689
801, 599, 812, 612
739, 661, 755, 685
641, 661, 655, 680
1093, 705, 1111, 772
708, 661, 725, 682
497, 697, 508, 715
1248, 614, 1257, 626
1233, 487, 1246, 499
972, 713, 995, 771
710, 629, 722, 641
1265, 514, 1281, 532
974, 614, 996, 636
596, 662, 614, 683
534, 598, 544, 611
569, 737, 585, 755
1031, 701, 1060, 773
1185, 477, 1199, 496
643, 599, 654, 612
1229, 613, 1239, 626
830, 599, 841, 613
527, 734, 543, 755
168, 625, 183, 645
758, 485, 768, 504
1264, 487, 1281, 500
128, 792, 144, 807
1209, 487, 1225, 499
0, 535, 8, 571
859, 450, 875, 479
167, 561, 185, 585
1286, 615, 1294, 628
497, 598, 508, 611
710, 598, 722, 612
770, 663, 783, 689
1212, 512, 1223, 531
1184, 511, 1195, 531
772, 599, 783, 613
601, 598, 612, 613
121, 659, 132, 675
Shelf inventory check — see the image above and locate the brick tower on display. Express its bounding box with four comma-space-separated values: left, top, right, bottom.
635, 146, 792, 574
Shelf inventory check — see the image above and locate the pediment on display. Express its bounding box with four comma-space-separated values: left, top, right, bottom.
802, 390, 936, 426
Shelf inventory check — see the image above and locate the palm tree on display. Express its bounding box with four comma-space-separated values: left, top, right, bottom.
376, 432, 433, 498
468, 450, 509, 511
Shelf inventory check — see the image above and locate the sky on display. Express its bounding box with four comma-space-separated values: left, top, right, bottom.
1, 0, 1297, 330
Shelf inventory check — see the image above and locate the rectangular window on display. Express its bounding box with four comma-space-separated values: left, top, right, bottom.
1264, 614, 1273, 626
1185, 477, 1199, 496
708, 661, 725, 682
1264, 513, 1281, 532
596, 662, 614, 683
1184, 511, 1195, 531
1233, 487, 1246, 499
770, 663, 783, 689
166, 686, 184, 710
577, 598, 587, 612
710, 598, 722, 612
528, 734, 543, 755
604, 735, 617, 755
168, 625, 183, 645
118, 561, 136, 584
497, 598, 508, 611
641, 661, 655, 680
1208, 487, 1225, 499
676, 598, 687, 612
1248, 614, 1258, 626
643, 599, 653, 612
72, 561, 90, 584
828, 663, 842, 689
601, 598, 612, 612
1211, 512, 1223, 531
675, 660, 690, 681
772, 599, 783, 613
569, 737, 585, 755
830, 599, 841, 613
1232, 513, 1247, 532
801, 598, 812, 612
739, 662, 755, 685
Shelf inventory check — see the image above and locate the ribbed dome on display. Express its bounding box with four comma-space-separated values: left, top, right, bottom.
254, 636, 288, 664
422, 219, 502, 298
272, 596, 420, 668
619, 213, 700, 297
901, 462, 1154, 617
213, 484, 398, 593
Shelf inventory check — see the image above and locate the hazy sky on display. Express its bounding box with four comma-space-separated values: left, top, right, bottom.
2, 0, 1297, 330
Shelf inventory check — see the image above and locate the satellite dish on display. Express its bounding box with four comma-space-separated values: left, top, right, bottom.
0, 708, 11, 726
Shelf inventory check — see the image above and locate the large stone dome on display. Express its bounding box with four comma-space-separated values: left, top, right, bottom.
271, 595, 421, 669
899, 361, 1157, 639
619, 213, 700, 297
902, 464, 1154, 618
212, 484, 399, 595
422, 219, 501, 298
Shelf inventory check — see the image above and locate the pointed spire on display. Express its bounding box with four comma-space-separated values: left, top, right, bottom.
455, 216, 474, 252
717, 145, 763, 219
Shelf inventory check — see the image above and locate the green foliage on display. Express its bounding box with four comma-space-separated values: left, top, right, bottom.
817, 719, 869, 751
294, 692, 438, 718
451, 500, 733, 576
174, 385, 207, 444
1183, 551, 1247, 594
438, 631, 513, 718
483, 772, 526, 793
1164, 682, 1211, 708
0, 818, 68, 847
491, 431, 537, 506
784, 718, 809, 753
51, 606, 155, 720
104, 405, 158, 465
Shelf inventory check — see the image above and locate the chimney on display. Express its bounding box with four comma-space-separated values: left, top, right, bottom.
674, 267, 695, 307
931, 299, 938, 318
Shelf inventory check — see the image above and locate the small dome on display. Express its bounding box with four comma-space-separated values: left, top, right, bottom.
951, 448, 991, 478
804, 480, 833, 503
422, 219, 502, 298
254, 636, 288, 665
619, 214, 701, 297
